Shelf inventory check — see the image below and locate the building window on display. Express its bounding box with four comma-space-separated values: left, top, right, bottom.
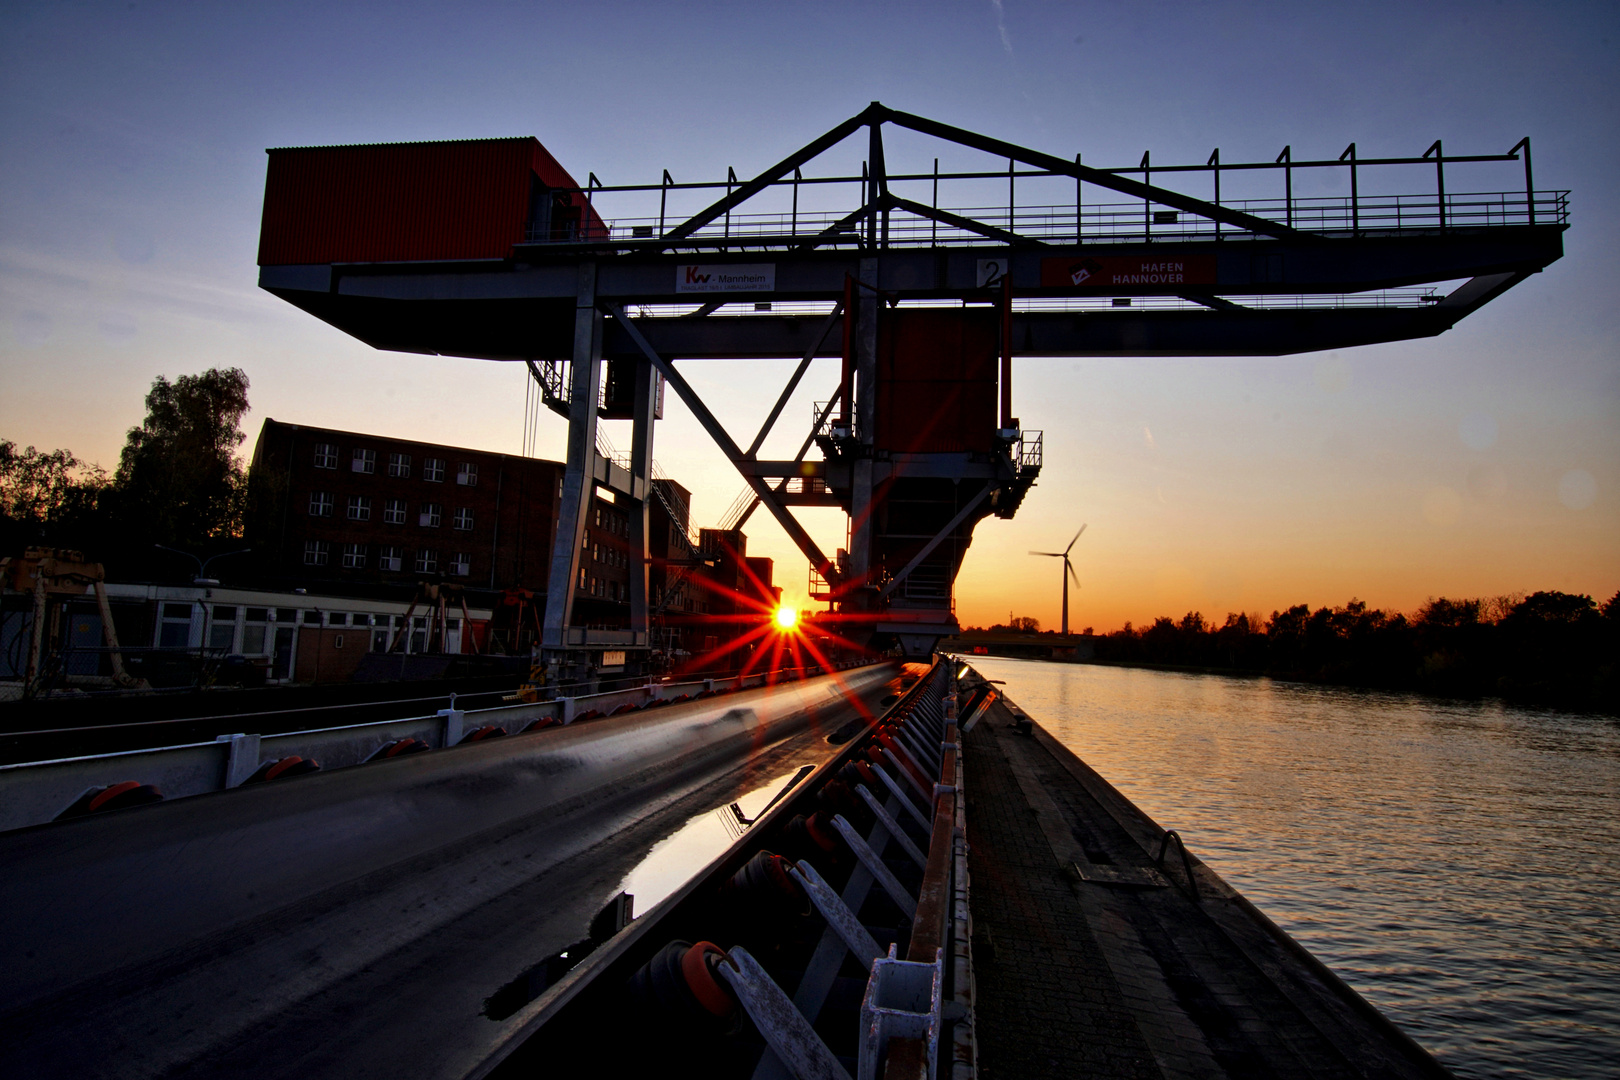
453, 507, 474, 531
348, 494, 372, 521
313, 442, 338, 469
579, 567, 587, 589
158, 602, 193, 648
352, 448, 376, 474
415, 548, 438, 573
303, 540, 330, 566
423, 457, 445, 483
456, 462, 478, 486
379, 545, 403, 572
419, 503, 442, 528
342, 543, 367, 569
384, 498, 407, 525
209, 606, 237, 652
450, 552, 471, 576
309, 491, 334, 517
242, 608, 268, 655
388, 452, 411, 478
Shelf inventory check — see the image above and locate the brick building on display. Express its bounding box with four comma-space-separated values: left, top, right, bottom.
249, 419, 566, 593
246, 420, 770, 669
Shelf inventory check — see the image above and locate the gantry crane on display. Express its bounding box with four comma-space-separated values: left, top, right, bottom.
258, 103, 1565, 684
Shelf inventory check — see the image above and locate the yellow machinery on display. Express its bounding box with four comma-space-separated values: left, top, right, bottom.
0, 548, 145, 697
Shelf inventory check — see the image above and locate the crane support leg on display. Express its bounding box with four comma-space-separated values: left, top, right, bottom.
846, 257, 880, 595
627, 356, 657, 638
543, 264, 603, 652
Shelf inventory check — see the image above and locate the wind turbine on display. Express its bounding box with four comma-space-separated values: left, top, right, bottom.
1030, 525, 1086, 636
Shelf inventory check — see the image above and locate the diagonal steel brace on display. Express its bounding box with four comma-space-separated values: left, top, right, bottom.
599, 303, 838, 583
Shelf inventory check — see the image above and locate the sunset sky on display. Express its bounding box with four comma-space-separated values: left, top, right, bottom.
2, 1, 1615, 632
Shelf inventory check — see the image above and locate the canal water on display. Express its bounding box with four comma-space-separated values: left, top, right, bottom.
971, 657, 1619, 1080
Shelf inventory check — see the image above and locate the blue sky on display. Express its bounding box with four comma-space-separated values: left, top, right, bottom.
2, 1, 1615, 627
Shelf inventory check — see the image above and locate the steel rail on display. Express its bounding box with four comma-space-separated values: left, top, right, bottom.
0, 688, 512, 741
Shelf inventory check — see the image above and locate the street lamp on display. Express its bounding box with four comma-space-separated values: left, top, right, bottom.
153, 544, 253, 585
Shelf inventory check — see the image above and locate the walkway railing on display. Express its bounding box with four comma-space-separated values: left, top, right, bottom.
536, 189, 1567, 252
0, 660, 879, 833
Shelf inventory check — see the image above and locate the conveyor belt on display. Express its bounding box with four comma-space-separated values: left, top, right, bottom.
0, 664, 904, 1080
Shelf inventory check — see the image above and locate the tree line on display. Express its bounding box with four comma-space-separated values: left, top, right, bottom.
1062, 593, 1618, 713
1, 367, 251, 576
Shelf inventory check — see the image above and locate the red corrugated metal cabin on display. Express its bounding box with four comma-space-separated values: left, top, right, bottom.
875, 309, 999, 454
258, 137, 606, 266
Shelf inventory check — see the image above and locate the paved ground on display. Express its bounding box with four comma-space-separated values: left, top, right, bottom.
963, 695, 1452, 1080
965, 711, 1161, 1079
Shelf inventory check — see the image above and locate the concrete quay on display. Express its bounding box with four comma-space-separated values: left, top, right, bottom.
962, 690, 1451, 1080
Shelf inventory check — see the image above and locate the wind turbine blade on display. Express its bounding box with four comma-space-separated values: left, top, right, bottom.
1029, 551, 1062, 557
1064, 523, 1087, 555
1066, 559, 1080, 586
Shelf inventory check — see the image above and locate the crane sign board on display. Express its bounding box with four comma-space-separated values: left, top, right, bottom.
676, 264, 776, 293
1041, 255, 1217, 289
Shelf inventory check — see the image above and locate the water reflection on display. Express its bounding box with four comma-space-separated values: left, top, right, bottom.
973, 657, 1620, 1080
614, 766, 813, 914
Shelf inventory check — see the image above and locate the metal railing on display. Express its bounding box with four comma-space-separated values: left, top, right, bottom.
522, 188, 1567, 252
1015, 429, 1042, 473
518, 132, 1562, 256
1154, 829, 1201, 903
813, 398, 852, 441
628, 290, 1450, 316
717, 485, 757, 532
0, 661, 887, 833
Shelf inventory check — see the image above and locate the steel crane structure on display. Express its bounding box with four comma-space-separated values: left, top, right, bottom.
257, 102, 1566, 685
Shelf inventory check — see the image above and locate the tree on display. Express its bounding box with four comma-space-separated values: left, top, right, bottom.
1497, 591, 1610, 708
111, 367, 251, 545
0, 439, 107, 548
1504, 590, 1598, 628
